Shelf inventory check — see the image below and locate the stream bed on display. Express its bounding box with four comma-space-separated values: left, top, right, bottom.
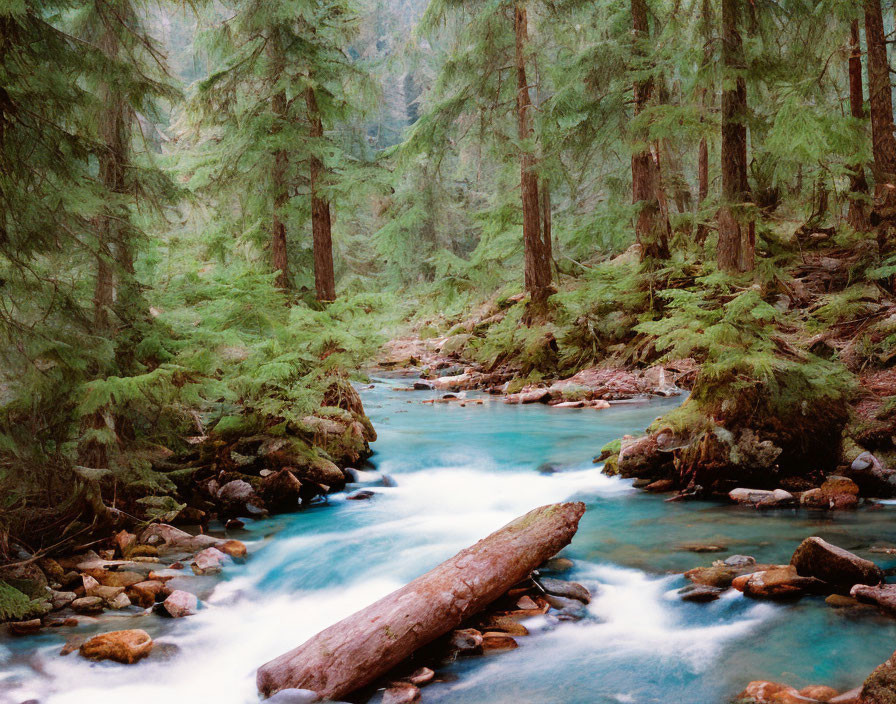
3, 378, 896, 704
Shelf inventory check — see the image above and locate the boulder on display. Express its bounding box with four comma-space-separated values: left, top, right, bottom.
684, 565, 741, 589
218, 479, 263, 516
617, 434, 671, 479
740, 565, 826, 600
79, 629, 153, 664
800, 477, 860, 510
299, 458, 345, 488
262, 469, 303, 513
504, 389, 551, 404
432, 373, 477, 391
860, 649, 896, 703
163, 590, 198, 618
850, 584, 896, 613
799, 685, 840, 702
846, 452, 896, 498
738, 681, 806, 704
791, 537, 883, 589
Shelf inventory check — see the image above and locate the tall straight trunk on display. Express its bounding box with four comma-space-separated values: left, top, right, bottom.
848, 19, 870, 232
541, 181, 552, 267
717, 0, 754, 273
306, 84, 336, 302
696, 0, 712, 245
269, 33, 291, 290
631, 0, 670, 261
864, 0, 896, 231
514, 2, 551, 303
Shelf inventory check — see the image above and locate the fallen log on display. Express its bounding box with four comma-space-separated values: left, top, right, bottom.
256, 501, 586, 700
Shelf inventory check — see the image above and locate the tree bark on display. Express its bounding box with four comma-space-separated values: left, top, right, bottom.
269, 33, 291, 290
863, 0, 896, 232
257, 501, 586, 700
848, 19, 870, 232
306, 84, 336, 302
631, 0, 670, 262
514, 2, 551, 304
717, 0, 754, 273
542, 179, 552, 266
696, 0, 712, 245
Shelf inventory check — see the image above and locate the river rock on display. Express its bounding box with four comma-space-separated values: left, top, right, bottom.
799, 685, 841, 702
845, 452, 896, 498
504, 389, 551, 404
829, 687, 861, 704
382, 683, 421, 704
537, 577, 591, 604
91, 570, 145, 589
192, 547, 228, 575
7, 619, 43, 636
432, 372, 477, 391
106, 593, 132, 610
791, 537, 883, 589
79, 629, 153, 664
860, 648, 896, 703
71, 596, 104, 614
679, 584, 724, 602
617, 434, 671, 479
262, 469, 303, 513
729, 488, 794, 506
739, 565, 826, 599
407, 667, 434, 686
49, 590, 76, 611
114, 530, 136, 557
138, 523, 222, 553
646, 479, 675, 493
725, 555, 757, 568
127, 580, 167, 608
801, 476, 860, 510
481, 633, 518, 652
850, 584, 896, 613
163, 590, 198, 618
346, 489, 375, 500
485, 616, 529, 636
541, 557, 574, 573
449, 628, 483, 654
738, 681, 808, 704
684, 565, 741, 589
218, 479, 262, 516
219, 540, 248, 560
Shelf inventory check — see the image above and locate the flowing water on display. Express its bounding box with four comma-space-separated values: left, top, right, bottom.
4, 378, 896, 704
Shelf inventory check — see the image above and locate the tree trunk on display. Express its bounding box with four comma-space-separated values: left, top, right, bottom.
542, 179, 552, 266
269, 34, 291, 290
848, 19, 870, 232
864, 0, 896, 233
514, 2, 551, 304
717, 0, 754, 273
631, 0, 670, 262
306, 84, 336, 302
696, 0, 712, 245
257, 502, 586, 700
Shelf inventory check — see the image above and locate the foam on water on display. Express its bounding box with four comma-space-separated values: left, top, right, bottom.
2, 382, 894, 704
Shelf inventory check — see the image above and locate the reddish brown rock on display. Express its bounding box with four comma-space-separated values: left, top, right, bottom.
382, 683, 420, 704
219, 540, 248, 560
481, 633, 518, 652
127, 580, 167, 608
791, 537, 883, 590
799, 685, 840, 702
79, 629, 153, 664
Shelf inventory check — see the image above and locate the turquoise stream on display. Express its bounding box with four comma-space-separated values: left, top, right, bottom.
3, 377, 896, 704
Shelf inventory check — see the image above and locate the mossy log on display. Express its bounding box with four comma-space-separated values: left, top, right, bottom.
256, 501, 586, 700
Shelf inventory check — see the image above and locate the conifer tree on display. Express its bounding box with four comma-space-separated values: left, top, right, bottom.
717, 0, 754, 273
194, 0, 366, 300
863, 0, 896, 236
847, 18, 870, 232
630, 0, 671, 262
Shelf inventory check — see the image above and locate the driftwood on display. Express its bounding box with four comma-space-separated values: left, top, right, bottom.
256, 501, 586, 700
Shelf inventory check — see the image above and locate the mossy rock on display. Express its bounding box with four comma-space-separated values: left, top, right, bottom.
862, 651, 896, 704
